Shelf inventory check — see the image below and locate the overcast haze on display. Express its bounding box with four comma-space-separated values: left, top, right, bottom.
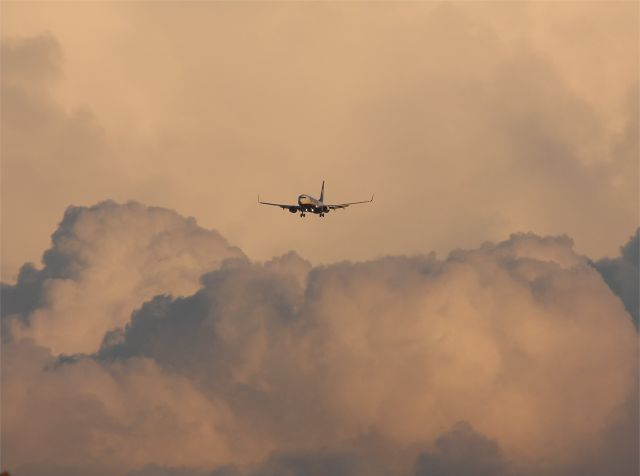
1, 2, 638, 476
2, 1, 638, 280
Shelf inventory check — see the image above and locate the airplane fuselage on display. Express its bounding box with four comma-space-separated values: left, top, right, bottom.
297, 195, 328, 214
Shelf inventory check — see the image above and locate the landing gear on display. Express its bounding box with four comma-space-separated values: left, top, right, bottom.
319, 213, 325, 217
300, 212, 306, 217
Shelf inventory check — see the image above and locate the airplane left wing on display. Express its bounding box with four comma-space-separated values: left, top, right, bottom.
327, 194, 374, 210
258, 196, 300, 212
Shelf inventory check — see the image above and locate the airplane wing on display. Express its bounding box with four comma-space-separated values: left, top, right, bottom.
258, 196, 300, 212
327, 194, 374, 210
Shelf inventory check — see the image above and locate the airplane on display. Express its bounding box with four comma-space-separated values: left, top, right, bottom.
259, 181, 373, 218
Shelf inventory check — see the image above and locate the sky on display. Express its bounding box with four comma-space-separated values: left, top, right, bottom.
1, 2, 639, 476
1, 1, 638, 281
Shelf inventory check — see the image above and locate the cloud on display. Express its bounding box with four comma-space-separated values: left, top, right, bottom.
1, 340, 236, 476
594, 229, 639, 326
414, 421, 506, 476
1, 33, 62, 85
128, 465, 245, 476
3, 203, 636, 475
3, 4, 637, 475
248, 450, 359, 476
1, 34, 114, 280
2, 201, 244, 354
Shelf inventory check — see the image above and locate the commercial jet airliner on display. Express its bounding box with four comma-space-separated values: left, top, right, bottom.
259, 181, 373, 217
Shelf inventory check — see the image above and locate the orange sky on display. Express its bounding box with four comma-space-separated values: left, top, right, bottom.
1, 4, 638, 475
2, 1, 638, 280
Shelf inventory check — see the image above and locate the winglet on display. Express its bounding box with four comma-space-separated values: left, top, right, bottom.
370, 194, 374, 202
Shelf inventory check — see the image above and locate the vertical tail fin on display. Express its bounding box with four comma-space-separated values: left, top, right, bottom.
319, 180, 325, 202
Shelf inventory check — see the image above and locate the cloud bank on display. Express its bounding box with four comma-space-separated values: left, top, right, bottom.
2, 202, 637, 476
2, 200, 244, 354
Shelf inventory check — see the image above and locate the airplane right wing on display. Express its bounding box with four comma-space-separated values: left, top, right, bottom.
327, 194, 374, 210
258, 196, 300, 213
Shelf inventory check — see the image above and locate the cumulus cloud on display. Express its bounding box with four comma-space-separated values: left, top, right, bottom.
2, 201, 244, 354
594, 229, 639, 326
414, 421, 506, 476
2, 203, 637, 476
1, 340, 236, 476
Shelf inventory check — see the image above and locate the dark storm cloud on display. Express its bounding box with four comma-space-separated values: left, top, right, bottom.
127, 465, 215, 476
1, 263, 43, 321
594, 229, 639, 327
249, 450, 358, 476
414, 422, 507, 476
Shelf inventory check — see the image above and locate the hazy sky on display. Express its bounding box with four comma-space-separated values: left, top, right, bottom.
1, 2, 639, 476
2, 1, 638, 281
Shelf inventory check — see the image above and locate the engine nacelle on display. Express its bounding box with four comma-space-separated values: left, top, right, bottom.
288, 207, 298, 213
